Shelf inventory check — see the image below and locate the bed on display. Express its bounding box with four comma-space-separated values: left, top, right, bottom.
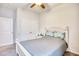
16, 27, 69, 56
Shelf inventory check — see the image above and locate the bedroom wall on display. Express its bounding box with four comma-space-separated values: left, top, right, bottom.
40, 4, 79, 54
16, 8, 39, 41
0, 8, 16, 18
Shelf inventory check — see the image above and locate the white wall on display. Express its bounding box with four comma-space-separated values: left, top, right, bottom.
16, 8, 39, 41
0, 7, 16, 18
40, 4, 79, 54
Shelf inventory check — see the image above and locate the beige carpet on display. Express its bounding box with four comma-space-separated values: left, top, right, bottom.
0, 44, 17, 56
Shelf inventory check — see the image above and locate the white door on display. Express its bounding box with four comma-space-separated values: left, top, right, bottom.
0, 17, 13, 47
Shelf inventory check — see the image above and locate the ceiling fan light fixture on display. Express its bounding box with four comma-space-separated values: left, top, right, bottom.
30, 3, 46, 9
40, 4, 45, 9
35, 3, 42, 6
30, 3, 36, 8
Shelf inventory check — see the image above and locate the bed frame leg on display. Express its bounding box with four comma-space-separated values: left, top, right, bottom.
16, 53, 19, 56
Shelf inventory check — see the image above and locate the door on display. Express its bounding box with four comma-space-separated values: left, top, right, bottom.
0, 17, 13, 47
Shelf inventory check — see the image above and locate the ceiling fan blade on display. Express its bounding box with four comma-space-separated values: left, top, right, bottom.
40, 4, 45, 9
30, 3, 36, 8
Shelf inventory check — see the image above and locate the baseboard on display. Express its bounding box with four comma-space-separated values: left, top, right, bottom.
67, 49, 79, 55
0, 43, 16, 52
0, 42, 14, 48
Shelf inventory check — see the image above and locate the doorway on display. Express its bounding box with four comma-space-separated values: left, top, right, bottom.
0, 17, 13, 47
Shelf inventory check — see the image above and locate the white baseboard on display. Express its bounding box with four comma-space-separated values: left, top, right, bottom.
0, 42, 14, 48
67, 49, 79, 55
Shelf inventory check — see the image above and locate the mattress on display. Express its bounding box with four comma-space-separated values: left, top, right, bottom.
20, 36, 67, 56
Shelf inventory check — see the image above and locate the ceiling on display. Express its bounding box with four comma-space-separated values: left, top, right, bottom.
0, 3, 61, 13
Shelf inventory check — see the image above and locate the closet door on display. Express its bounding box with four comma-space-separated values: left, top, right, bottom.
0, 17, 13, 47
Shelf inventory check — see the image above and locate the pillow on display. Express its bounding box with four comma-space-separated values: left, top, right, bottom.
54, 31, 65, 39
45, 31, 54, 37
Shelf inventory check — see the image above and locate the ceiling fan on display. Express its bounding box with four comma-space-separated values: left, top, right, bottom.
30, 3, 46, 9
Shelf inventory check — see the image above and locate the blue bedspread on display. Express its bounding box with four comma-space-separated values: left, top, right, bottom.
20, 36, 67, 56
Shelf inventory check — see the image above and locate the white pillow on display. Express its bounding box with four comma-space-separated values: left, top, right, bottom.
54, 31, 65, 39
45, 31, 54, 36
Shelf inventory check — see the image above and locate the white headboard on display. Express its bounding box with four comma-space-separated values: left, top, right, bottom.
45, 26, 69, 44
46, 27, 65, 32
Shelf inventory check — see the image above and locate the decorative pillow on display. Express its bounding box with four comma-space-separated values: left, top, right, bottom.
54, 31, 65, 39
45, 31, 54, 37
